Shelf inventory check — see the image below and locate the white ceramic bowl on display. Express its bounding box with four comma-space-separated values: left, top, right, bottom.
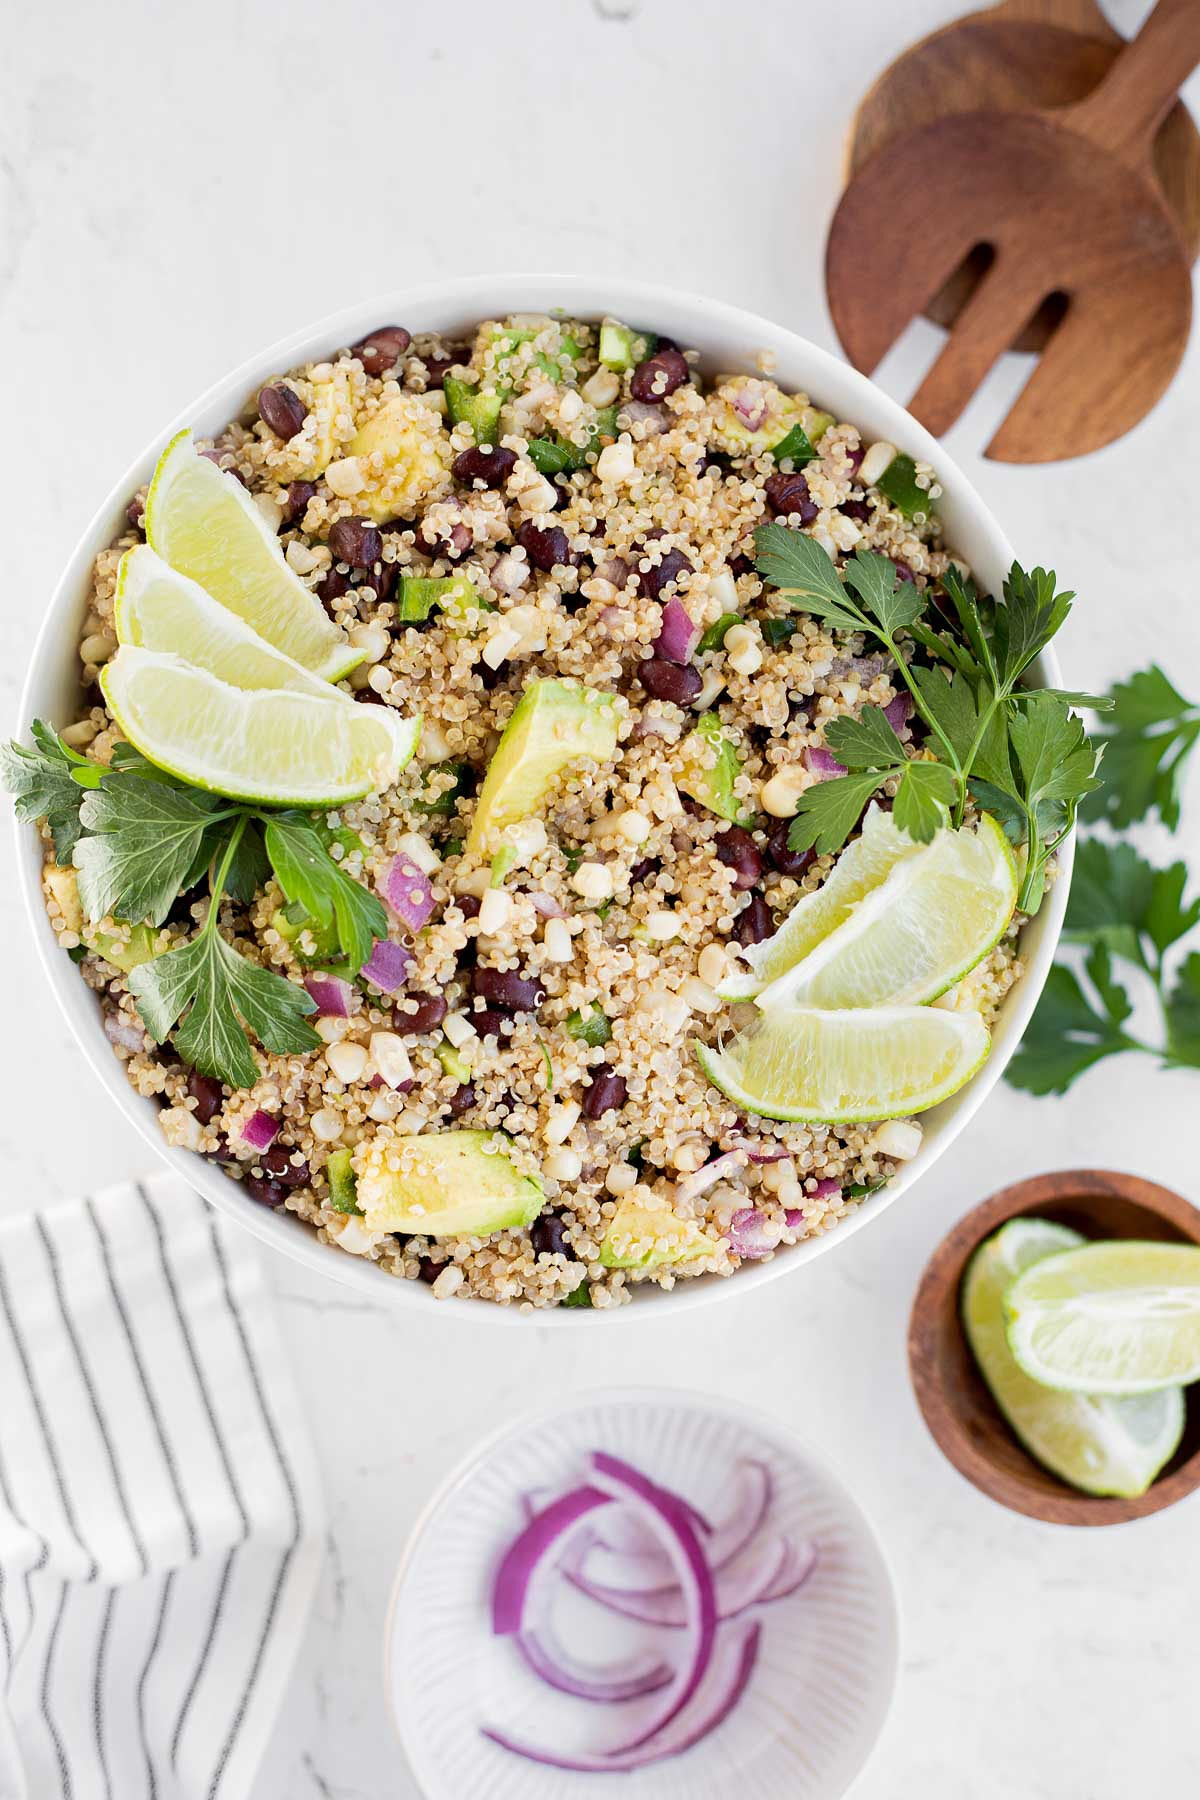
15, 274, 1070, 1322
384, 1386, 900, 1799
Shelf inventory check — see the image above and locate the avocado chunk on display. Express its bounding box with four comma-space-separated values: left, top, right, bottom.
599, 320, 655, 370
272, 900, 342, 966
599, 1198, 715, 1271
443, 376, 505, 445
44, 865, 157, 971
354, 1129, 543, 1237
677, 712, 749, 824
466, 679, 619, 855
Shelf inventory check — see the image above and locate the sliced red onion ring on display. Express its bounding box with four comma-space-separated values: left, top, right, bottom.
482, 1620, 761, 1774
240, 1109, 278, 1153
784, 1178, 840, 1230
728, 1135, 790, 1164
655, 596, 701, 665
675, 1148, 746, 1205
583, 1459, 769, 1592
568, 1529, 809, 1629
588, 1450, 717, 1755
804, 744, 846, 780
360, 938, 413, 995
760, 1535, 819, 1603
303, 973, 353, 1016
621, 399, 672, 436
884, 692, 913, 733
381, 855, 435, 931
516, 1620, 672, 1704
491, 1485, 610, 1637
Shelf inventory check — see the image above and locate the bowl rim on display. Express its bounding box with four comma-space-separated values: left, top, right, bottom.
907, 1167, 1200, 1526
380, 1381, 901, 1798
13, 271, 1070, 1323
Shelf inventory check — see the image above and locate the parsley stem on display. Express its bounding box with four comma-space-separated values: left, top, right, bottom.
881, 632, 966, 791
203, 815, 247, 935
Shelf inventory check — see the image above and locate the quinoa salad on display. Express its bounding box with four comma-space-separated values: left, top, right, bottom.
15, 308, 1067, 1312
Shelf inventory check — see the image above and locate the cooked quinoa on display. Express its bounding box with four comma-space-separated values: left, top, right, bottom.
42, 312, 1025, 1309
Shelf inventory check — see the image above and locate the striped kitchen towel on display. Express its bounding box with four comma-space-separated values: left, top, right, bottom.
0, 1173, 324, 1800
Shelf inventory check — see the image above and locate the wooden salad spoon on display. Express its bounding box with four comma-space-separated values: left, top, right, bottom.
826, 0, 1200, 461
846, 0, 1200, 351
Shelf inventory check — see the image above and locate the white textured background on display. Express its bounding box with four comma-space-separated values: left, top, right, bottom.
4, 1, 1200, 1795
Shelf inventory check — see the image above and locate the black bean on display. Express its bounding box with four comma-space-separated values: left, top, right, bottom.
456, 894, 482, 921
362, 560, 397, 604
258, 382, 308, 440
418, 518, 472, 561
892, 558, 916, 584
453, 444, 517, 487
353, 325, 412, 376
764, 472, 818, 522
282, 479, 316, 527
422, 346, 469, 389
318, 567, 351, 613
447, 1083, 476, 1116
765, 819, 815, 879
639, 658, 702, 705
734, 892, 774, 946
328, 516, 382, 569
838, 498, 871, 523
715, 826, 762, 890
730, 552, 754, 577
260, 1145, 310, 1188
472, 967, 546, 1013
243, 1174, 288, 1208
397, 993, 447, 1035
639, 546, 693, 600
126, 493, 146, 533
582, 1066, 627, 1119
517, 520, 577, 572
200, 449, 248, 485
628, 856, 659, 886
531, 1212, 571, 1259
630, 348, 689, 403
417, 1257, 440, 1284
204, 1131, 233, 1164
471, 1009, 510, 1039
188, 1070, 224, 1125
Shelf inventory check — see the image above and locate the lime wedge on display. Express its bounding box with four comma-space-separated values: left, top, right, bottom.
694, 1001, 989, 1123
963, 1219, 1185, 1497
1006, 1241, 1200, 1395
114, 545, 342, 700
756, 814, 1017, 1011
718, 804, 921, 1000
145, 430, 360, 681
102, 646, 419, 805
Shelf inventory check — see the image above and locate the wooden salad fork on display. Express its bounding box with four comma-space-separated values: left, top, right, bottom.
826, 0, 1200, 461
845, 0, 1200, 352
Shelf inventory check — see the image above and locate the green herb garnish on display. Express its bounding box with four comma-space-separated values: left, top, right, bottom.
697, 613, 741, 653
565, 1005, 612, 1047
875, 451, 930, 519
1080, 664, 1199, 831
562, 1281, 593, 1308
2, 722, 397, 1089
753, 529, 1105, 913
769, 424, 817, 467
1007, 838, 1200, 1095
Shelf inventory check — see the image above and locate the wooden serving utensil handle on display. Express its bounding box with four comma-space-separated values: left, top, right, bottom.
986, 0, 1109, 29
1066, 0, 1200, 164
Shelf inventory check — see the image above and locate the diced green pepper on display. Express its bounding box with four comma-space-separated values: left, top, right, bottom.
413, 761, 473, 817
562, 1281, 593, 1308
436, 1038, 472, 1085
489, 846, 518, 887
271, 902, 341, 966
443, 376, 505, 445
397, 574, 493, 624
876, 451, 931, 520
698, 612, 741, 653
599, 321, 655, 370
770, 424, 817, 467
761, 617, 800, 648
565, 1006, 612, 1048
326, 1148, 363, 1216
527, 407, 619, 477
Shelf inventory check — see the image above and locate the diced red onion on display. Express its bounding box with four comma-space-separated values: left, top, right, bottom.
482, 1620, 761, 1774
380, 855, 435, 931
675, 1148, 746, 1205
491, 1485, 610, 1637
620, 400, 671, 436
360, 938, 414, 994
303, 973, 353, 1016
103, 1011, 145, 1052
830, 653, 889, 683
731, 388, 768, 431
728, 1135, 789, 1164
528, 890, 566, 919
884, 692, 913, 733
804, 744, 846, 780
727, 1207, 783, 1261
240, 1109, 278, 1153
812, 1177, 841, 1198
784, 1209, 805, 1229
655, 595, 701, 665
588, 1450, 717, 1754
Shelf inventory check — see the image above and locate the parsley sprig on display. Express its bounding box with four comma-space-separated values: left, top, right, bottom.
1080, 664, 1199, 831
1007, 838, 1200, 1094
753, 526, 1106, 912
4, 723, 393, 1089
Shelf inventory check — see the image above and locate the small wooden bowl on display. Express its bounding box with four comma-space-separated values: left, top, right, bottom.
908, 1170, 1200, 1526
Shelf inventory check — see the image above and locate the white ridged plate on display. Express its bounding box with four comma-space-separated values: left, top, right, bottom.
384, 1388, 899, 1798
